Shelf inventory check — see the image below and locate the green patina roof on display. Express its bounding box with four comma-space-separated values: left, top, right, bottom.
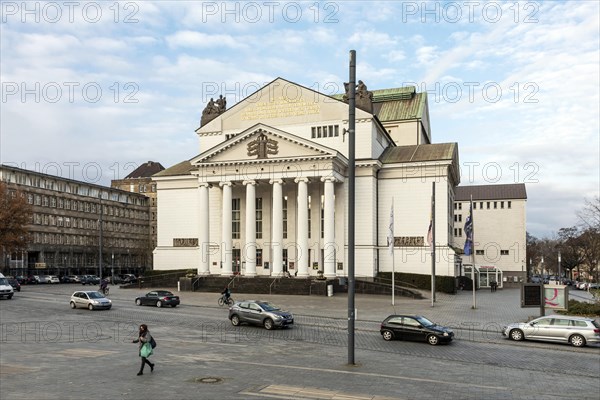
332, 86, 427, 123
153, 160, 194, 177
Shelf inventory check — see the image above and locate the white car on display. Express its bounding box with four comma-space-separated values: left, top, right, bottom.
70, 291, 112, 310
48, 276, 60, 284
502, 315, 600, 347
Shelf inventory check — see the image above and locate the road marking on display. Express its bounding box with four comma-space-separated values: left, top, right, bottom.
240, 384, 403, 399
53, 348, 117, 358
167, 354, 508, 391
0, 363, 39, 375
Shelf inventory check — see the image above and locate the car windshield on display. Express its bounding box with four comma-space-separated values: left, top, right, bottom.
156, 291, 173, 296
0, 278, 9, 285
88, 292, 105, 299
415, 316, 435, 327
259, 302, 280, 311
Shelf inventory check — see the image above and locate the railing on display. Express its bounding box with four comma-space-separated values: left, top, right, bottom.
227, 274, 240, 289
269, 277, 281, 295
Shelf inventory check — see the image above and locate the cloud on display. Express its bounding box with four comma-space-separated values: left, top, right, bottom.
166, 30, 248, 49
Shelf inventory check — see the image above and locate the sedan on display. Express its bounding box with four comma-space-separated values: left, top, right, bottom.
135, 290, 180, 308
7, 278, 21, 292
502, 315, 600, 347
380, 315, 454, 345
228, 300, 294, 330
70, 291, 112, 310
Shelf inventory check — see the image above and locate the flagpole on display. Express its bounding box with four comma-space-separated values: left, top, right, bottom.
390, 199, 395, 306
471, 195, 476, 309
431, 182, 435, 307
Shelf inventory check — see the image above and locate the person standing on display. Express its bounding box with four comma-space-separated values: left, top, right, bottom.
132, 324, 154, 375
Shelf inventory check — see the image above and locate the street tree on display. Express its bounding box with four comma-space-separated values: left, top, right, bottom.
0, 181, 32, 256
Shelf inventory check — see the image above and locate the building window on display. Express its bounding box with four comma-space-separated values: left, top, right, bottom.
501, 250, 509, 255
480, 202, 483, 209
232, 198, 241, 239
283, 196, 288, 239
508, 201, 512, 209
459, 228, 462, 236
473, 202, 477, 210
57, 216, 63, 227
486, 202, 490, 209
500, 201, 504, 209
256, 249, 263, 267
311, 124, 339, 139
50, 197, 56, 207
458, 203, 462, 210
256, 197, 263, 239
27, 194, 33, 204
320, 195, 325, 239
494, 201, 497, 209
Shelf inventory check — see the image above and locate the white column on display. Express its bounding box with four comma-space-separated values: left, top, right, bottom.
270, 179, 283, 276
295, 177, 309, 278
220, 182, 233, 276
244, 180, 256, 277
197, 182, 210, 275
322, 177, 336, 277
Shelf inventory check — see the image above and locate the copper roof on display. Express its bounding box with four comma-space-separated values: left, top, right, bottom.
125, 161, 165, 178
380, 143, 457, 163
455, 184, 527, 201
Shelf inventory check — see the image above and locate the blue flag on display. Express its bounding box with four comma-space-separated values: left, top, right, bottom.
464, 202, 473, 256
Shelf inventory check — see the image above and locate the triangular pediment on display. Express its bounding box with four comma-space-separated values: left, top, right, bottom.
191, 124, 341, 165
196, 77, 372, 133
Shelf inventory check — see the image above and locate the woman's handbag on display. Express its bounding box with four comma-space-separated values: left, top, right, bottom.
140, 342, 153, 358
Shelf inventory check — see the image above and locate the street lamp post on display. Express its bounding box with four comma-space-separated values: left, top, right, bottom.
558, 251, 561, 283
98, 193, 103, 279
111, 252, 114, 284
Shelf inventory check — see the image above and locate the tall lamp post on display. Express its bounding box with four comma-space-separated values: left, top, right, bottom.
98, 193, 103, 279
558, 251, 561, 283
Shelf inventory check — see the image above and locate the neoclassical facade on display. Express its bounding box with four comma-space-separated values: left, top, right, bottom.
153, 78, 461, 278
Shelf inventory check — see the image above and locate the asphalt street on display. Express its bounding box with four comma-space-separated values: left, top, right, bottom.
1, 284, 599, 400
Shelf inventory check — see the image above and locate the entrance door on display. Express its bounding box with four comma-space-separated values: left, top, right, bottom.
232, 249, 241, 274
282, 249, 288, 272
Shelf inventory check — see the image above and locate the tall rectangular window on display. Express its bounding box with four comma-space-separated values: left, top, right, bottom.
321, 195, 325, 238
256, 197, 263, 239
256, 249, 263, 267
283, 196, 288, 239
232, 198, 241, 239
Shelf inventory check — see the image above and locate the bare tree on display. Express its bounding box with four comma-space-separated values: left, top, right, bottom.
0, 182, 32, 266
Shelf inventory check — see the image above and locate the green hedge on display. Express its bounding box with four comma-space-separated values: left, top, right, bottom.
378, 272, 456, 294
557, 300, 600, 317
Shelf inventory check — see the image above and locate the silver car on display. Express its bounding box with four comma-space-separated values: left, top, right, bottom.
70, 291, 112, 310
228, 300, 294, 330
502, 315, 600, 347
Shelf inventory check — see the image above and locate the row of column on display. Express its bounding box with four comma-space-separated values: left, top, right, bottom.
196, 178, 337, 277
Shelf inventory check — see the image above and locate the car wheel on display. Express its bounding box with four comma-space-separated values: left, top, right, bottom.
70, 301, 76, 309
171, 304, 177, 307
509, 329, 524, 341
569, 334, 586, 347
231, 315, 240, 326
427, 335, 439, 345
135, 299, 142, 306
264, 318, 274, 330
156, 301, 162, 308
7, 294, 13, 300
88, 304, 94, 311
382, 330, 394, 341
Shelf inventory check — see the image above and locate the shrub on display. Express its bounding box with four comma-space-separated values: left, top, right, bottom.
557, 300, 600, 317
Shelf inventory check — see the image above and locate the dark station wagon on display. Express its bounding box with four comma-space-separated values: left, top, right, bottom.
135, 290, 180, 308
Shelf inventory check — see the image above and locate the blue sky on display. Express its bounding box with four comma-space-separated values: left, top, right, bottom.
1, 1, 598, 238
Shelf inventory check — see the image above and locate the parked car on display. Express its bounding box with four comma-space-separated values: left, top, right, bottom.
120, 274, 137, 284
7, 278, 21, 292
48, 276, 60, 284
38, 275, 52, 284
135, 290, 180, 308
380, 315, 454, 345
502, 315, 600, 347
81, 275, 100, 285
0, 273, 14, 299
70, 291, 112, 310
228, 300, 294, 330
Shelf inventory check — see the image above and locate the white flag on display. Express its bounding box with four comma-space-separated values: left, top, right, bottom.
388, 202, 394, 255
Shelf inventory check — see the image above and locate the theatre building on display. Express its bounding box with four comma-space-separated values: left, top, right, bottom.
153, 78, 462, 279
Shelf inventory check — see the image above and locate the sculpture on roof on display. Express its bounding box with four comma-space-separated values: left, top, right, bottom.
201, 95, 227, 126
342, 80, 373, 113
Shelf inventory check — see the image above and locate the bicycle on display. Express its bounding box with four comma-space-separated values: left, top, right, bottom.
99, 286, 109, 296
218, 295, 234, 307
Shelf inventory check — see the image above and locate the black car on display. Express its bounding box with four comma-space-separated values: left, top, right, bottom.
380, 315, 454, 345
7, 278, 21, 292
135, 290, 180, 308
81, 275, 100, 285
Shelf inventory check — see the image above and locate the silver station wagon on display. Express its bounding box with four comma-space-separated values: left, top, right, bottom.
502, 315, 600, 347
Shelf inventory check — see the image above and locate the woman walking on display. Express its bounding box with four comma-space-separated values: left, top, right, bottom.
132, 324, 155, 376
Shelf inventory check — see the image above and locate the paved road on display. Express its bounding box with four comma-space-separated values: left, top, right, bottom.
1, 285, 599, 400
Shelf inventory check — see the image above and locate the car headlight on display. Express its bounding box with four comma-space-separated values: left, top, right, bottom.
273, 315, 282, 319
443, 332, 449, 337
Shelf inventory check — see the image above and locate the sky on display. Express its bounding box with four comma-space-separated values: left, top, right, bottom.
1, 0, 598, 239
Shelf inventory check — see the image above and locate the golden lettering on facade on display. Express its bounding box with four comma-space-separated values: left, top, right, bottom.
173, 238, 199, 247
241, 96, 320, 121
393, 236, 425, 247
